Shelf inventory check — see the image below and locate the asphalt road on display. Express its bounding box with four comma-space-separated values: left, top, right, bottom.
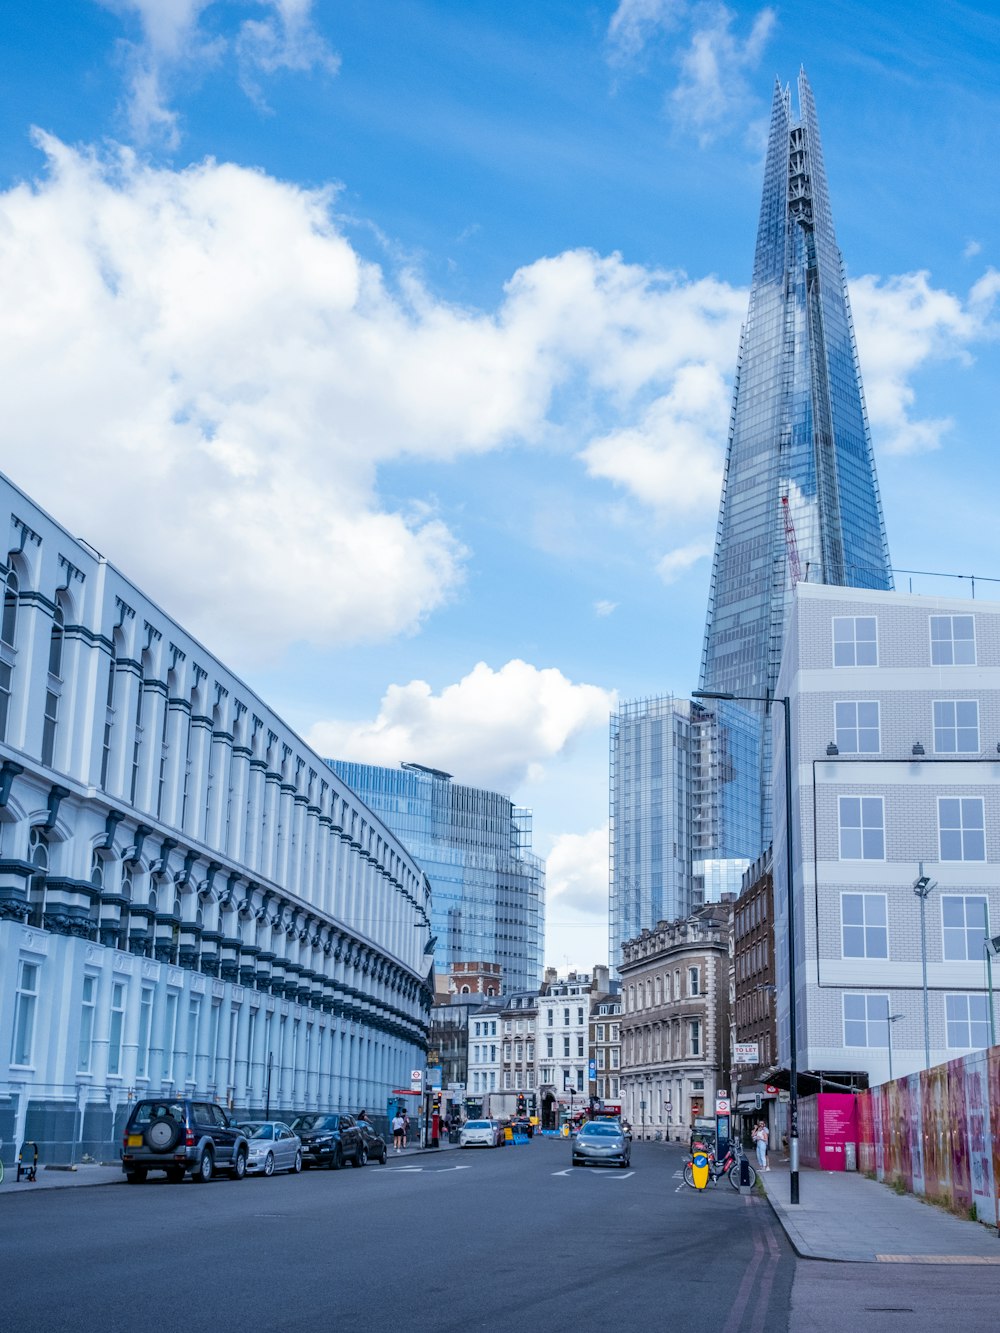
3, 1137, 796, 1332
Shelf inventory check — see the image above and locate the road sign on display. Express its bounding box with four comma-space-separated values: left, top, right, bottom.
715, 1097, 731, 1115
410, 1069, 423, 1091
765, 1083, 779, 1096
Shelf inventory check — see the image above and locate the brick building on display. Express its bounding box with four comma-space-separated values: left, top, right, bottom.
731, 848, 777, 1117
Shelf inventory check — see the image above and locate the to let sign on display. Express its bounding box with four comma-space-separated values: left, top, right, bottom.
733, 1041, 759, 1064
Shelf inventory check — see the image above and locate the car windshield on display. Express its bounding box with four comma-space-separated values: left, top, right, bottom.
465, 1121, 491, 1129
292, 1114, 339, 1133
245, 1124, 273, 1140
580, 1123, 620, 1137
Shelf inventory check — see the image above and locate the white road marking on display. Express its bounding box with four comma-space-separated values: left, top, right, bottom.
433, 1165, 472, 1172
602, 1171, 635, 1180
551, 1168, 574, 1176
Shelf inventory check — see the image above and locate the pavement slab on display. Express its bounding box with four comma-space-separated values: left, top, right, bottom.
763, 1162, 1000, 1263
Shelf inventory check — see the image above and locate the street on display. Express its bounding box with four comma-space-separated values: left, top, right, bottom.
3, 1139, 997, 1332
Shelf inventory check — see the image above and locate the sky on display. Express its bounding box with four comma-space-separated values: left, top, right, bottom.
1, 1, 998, 972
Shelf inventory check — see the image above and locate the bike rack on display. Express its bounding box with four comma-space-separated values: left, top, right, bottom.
17, 1141, 39, 1183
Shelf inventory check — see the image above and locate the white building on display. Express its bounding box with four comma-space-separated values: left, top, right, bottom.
537, 969, 590, 1127
0, 471, 433, 1166
466, 1000, 503, 1108
774, 583, 1000, 1087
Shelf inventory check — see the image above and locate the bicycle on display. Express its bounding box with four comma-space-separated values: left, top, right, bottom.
683, 1142, 757, 1190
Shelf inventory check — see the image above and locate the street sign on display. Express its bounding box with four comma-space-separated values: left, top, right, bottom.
765, 1083, 779, 1096
715, 1097, 731, 1115
410, 1068, 423, 1091
716, 1089, 729, 1099
588, 1059, 596, 1080
734, 1042, 759, 1064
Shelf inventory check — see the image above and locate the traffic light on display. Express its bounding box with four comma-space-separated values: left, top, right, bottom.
516, 1094, 526, 1115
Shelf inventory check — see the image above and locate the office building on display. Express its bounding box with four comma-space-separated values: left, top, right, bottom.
773, 583, 1000, 1087
327, 761, 544, 994
701, 69, 893, 845
0, 471, 433, 1167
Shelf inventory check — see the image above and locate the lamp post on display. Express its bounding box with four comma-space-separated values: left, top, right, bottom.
985, 932, 1000, 1048
694, 687, 800, 1205
912, 866, 936, 1069
885, 1011, 904, 1084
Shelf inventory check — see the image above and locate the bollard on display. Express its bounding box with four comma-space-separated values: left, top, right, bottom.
739, 1153, 752, 1193
690, 1149, 710, 1191
17, 1141, 39, 1183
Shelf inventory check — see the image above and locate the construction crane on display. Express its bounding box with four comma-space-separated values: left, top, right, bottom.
781, 494, 802, 586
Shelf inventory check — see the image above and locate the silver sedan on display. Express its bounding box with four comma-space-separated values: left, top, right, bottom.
240, 1121, 303, 1176
572, 1120, 632, 1168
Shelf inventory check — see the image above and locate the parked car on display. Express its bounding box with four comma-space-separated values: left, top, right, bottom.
290, 1113, 366, 1169
121, 1098, 249, 1184
459, 1119, 501, 1148
239, 1121, 303, 1176
357, 1121, 389, 1165
572, 1119, 632, 1168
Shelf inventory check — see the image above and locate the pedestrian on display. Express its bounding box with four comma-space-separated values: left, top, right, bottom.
752, 1120, 770, 1171
357, 1108, 370, 1124
391, 1108, 406, 1153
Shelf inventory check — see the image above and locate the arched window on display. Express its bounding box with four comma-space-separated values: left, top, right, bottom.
2, 568, 18, 646
101, 639, 118, 790
28, 826, 49, 928
48, 604, 65, 677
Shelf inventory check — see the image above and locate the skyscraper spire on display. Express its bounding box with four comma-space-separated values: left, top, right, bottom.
700, 70, 892, 844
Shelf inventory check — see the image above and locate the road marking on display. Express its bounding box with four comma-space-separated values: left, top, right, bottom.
602, 1171, 635, 1180
386, 1166, 424, 1172
551, 1168, 574, 1176
432, 1165, 472, 1172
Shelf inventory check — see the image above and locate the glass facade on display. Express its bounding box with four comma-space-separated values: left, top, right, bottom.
701, 71, 892, 845
327, 761, 544, 993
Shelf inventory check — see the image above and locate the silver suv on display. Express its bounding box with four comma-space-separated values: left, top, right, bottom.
122, 1098, 249, 1184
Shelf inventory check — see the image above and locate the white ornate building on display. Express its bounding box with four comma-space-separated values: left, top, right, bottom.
0, 471, 433, 1166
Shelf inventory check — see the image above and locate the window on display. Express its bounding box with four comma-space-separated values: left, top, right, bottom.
11, 959, 39, 1066
833, 616, 878, 667
78, 974, 98, 1072
611, 1024, 619, 1041
547, 1009, 553, 1026
136, 988, 153, 1078
843, 994, 889, 1047
939, 798, 985, 862
546, 1035, 553, 1057
107, 980, 126, 1075
0, 660, 11, 744
688, 966, 700, 996
933, 701, 979, 754
688, 1021, 700, 1057
835, 701, 880, 753
576, 1070, 584, 1092
577, 1007, 584, 1025
490, 1044, 496, 1061
597, 1049, 606, 1069
945, 994, 990, 1050
930, 614, 975, 666
187, 997, 202, 1078
41, 689, 59, 767
838, 796, 884, 860
942, 895, 989, 961
577, 1035, 584, 1057
563, 1036, 570, 1057
2, 568, 18, 646
841, 894, 888, 958
563, 1008, 570, 1025
162, 991, 179, 1081
48, 604, 65, 677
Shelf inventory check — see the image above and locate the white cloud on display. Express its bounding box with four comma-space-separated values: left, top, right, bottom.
579, 362, 733, 514
964, 239, 982, 259
594, 600, 618, 617
546, 828, 609, 917
100, 0, 337, 144
306, 661, 616, 793
849, 270, 1000, 454
657, 538, 713, 583
607, 1, 776, 143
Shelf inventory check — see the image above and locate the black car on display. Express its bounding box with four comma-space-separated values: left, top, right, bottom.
121, 1098, 249, 1184
512, 1117, 534, 1138
358, 1120, 389, 1164
291, 1113, 366, 1169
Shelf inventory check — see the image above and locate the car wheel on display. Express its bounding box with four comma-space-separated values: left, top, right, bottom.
331, 1146, 343, 1170
379, 1146, 387, 1165
166, 1167, 185, 1184
263, 1151, 275, 1177
292, 1150, 302, 1174
355, 1145, 367, 1168
125, 1168, 147, 1184
194, 1148, 214, 1183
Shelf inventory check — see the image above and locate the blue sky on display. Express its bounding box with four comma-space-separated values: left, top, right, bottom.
1, 1, 998, 969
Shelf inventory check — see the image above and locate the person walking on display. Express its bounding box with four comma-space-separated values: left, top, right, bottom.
752, 1120, 770, 1170
391, 1109, 406, 1153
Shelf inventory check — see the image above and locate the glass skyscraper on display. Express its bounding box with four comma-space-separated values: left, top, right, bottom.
327, 760, 544, 994
701, 70, 893, 841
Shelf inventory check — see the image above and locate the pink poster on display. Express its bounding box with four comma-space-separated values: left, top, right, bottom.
815, 1093, 856, 1171
964, 1056, 993, 1221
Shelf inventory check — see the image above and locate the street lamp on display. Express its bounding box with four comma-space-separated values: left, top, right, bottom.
912, 865, 936, 1069
884, 1011, 904, 1084
693, 687, 800, 1205
985, 932, 1000, 1047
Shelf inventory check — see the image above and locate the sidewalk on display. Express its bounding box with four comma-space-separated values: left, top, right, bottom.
763, 1162, 1000, 1264
0, 1138, 461, 1197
